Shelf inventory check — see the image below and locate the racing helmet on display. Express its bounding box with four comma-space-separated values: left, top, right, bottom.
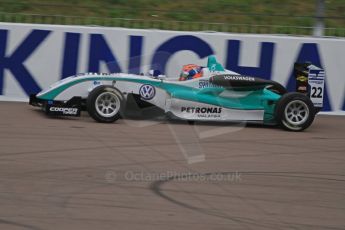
179, 64, 203, 81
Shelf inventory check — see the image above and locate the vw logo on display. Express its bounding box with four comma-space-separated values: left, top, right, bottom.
139, 84, 155, 100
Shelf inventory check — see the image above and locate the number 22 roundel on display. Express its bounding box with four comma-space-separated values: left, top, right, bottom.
308, 69, 325, 108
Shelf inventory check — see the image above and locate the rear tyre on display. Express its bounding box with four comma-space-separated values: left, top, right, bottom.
87, 86, 124, 123
275, 92, 315, 131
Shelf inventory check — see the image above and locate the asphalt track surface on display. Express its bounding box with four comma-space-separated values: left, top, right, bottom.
0, 101, 344, 230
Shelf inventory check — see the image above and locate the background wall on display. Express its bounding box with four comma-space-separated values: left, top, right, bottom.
0, 23, 344, 112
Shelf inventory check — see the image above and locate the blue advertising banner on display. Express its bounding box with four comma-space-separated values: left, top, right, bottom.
0, 23, 344, 113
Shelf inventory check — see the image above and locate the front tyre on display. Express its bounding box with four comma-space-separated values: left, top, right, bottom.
275, 92, 315, 131
87, 86, 124, 123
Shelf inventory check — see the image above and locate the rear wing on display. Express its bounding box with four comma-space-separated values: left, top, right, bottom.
294, 63, 325, 109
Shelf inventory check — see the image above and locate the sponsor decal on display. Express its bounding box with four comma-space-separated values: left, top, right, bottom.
139, 84, 155, 100
308, 70, 325, 80
296, 75, 308, 82
93, 80, 101, 85
181, 106, 222, 118
181, 107, 222, 113
223, 75, 255, 81
49, 107, 79, 115
198, 79, 221, 89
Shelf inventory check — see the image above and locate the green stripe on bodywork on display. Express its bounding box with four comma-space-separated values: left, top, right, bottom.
38, 76, 281, 114
38, 77, 161, 100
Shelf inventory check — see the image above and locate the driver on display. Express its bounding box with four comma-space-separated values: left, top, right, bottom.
179, 64, 204, 81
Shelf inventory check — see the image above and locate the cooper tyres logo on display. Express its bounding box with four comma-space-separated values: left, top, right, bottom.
49, 107, 78, 115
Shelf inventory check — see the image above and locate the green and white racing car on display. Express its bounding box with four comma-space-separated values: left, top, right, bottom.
29, 56, 325, 131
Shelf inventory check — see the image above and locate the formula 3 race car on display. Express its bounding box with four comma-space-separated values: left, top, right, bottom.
29, 56, 325, 131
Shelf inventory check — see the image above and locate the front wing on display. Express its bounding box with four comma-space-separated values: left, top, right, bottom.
29, 94, 82, 117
